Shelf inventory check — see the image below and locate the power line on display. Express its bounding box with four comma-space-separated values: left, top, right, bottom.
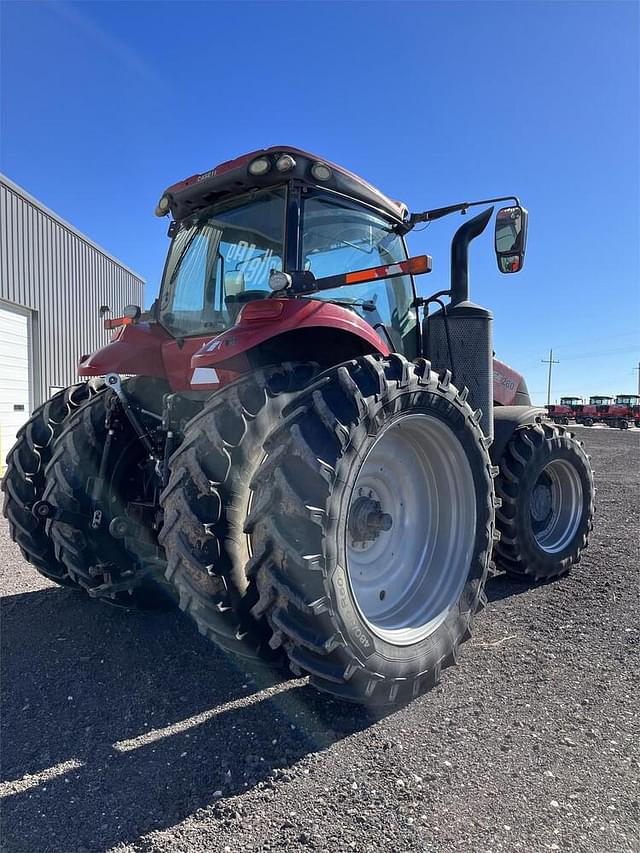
541, 349, 560, 407
558, 345, 639, 362
551, 329, 638, 354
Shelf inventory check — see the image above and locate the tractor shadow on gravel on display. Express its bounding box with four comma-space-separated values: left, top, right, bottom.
1, 585, 379, 852
484, 570, 553, 604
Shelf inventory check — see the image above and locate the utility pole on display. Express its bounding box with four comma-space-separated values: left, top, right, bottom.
635, 361, 640, 396
542, 349, 560, 407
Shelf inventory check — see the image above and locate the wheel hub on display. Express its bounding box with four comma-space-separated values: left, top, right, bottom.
348, 492, 393, 549
530, 459, 584, 553
530, 482, 552, 522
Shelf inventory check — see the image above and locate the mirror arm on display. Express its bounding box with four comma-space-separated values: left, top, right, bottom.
406, 195, 520, 231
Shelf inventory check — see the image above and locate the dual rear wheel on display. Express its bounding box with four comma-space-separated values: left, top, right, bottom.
2, 382, 103, 586
162, 355, 495, 705
3, 377, 172, 606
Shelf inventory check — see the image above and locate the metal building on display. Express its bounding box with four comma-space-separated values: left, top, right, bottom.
0, 174, 144, 469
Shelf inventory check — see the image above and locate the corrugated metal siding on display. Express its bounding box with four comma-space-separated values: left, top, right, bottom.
0, 176, 144, 406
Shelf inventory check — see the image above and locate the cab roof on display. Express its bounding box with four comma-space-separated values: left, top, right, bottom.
160, 146, 409, 224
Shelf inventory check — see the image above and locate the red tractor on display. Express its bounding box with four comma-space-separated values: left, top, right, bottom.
2, 148, 595, 707
576, 395, 612, 427
547, 396, 583, 425
611, 395, 640, 429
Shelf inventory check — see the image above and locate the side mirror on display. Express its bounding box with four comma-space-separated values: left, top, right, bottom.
495, 206, 528, 273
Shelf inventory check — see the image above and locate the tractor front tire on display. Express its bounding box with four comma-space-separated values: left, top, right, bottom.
494, 423, 594, 581
248, 355, 496, 707
159, 362, 319, 664
2, 382, 102, 586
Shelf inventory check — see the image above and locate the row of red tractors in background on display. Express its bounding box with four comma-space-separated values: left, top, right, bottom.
547, 395, 640, 429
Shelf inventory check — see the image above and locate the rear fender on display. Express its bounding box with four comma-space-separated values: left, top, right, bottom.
78, 323, 169, 379
78, 322, 216, 392
490, 405, 547, 465
191, 298, 390, 379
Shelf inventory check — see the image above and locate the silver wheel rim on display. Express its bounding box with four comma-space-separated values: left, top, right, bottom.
530, 459, 583, 554
345, 414, 477, 646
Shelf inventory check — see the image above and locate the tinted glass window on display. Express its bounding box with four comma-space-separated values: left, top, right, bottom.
159, 188, 285, 337
301, 193, 417, 355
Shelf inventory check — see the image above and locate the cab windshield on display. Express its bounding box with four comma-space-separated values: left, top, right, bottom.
301, 191, 417, 355
159, 188, 285, 337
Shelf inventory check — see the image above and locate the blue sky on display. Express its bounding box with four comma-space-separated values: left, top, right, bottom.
1, 0, 638, 404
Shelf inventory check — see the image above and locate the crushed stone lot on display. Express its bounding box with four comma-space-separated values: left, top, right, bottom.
1, 426, 638, 853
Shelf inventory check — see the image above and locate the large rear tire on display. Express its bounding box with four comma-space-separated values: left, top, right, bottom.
248, 355, 496, 707
494, 422, 595, 581
2, 382, 102, 586
159, 362, 319, 663
43, 377, 171, 605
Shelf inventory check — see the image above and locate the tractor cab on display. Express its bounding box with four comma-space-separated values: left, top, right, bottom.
156, 174, 419, 358
589, 395, 613, 413
560, 396, 583, 408
154, 148, 527, 366
615, 395, 639, 406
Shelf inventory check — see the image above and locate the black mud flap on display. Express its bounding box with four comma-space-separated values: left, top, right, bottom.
490, 405, 547, 465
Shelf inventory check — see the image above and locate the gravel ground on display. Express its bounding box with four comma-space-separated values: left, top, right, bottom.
1, 426, 638, 853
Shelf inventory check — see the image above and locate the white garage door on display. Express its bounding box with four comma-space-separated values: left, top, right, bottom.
0, 303, 33, 473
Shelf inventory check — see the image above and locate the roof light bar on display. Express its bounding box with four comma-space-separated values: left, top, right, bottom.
155, 194, 171, 217
275, 154, 296, 172
248, 156, 271, 176
311, 162, 332, 182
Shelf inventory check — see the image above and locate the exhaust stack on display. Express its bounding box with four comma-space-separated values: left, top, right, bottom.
426, 208, 495, 441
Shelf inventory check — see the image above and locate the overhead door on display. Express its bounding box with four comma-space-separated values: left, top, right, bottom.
0, 303, 33, 474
